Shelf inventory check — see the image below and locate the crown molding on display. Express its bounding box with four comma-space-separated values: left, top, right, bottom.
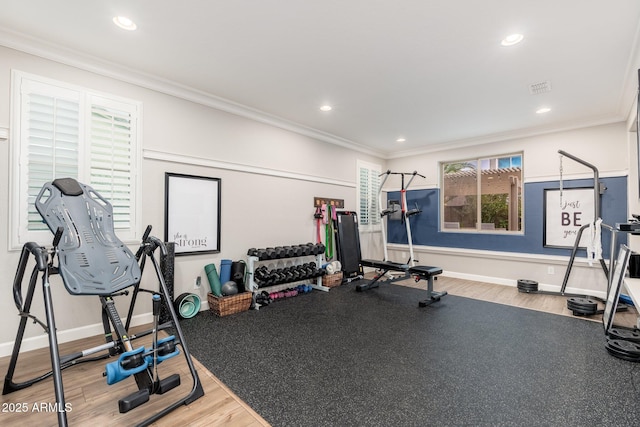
386, 115, 626, 160
1, 27, 636, 162
0, 28, 386, 159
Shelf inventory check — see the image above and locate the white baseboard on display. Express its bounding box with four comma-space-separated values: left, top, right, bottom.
440, 271, 607, 301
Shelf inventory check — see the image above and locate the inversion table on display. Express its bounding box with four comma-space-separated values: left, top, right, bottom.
3, 178, 204, 426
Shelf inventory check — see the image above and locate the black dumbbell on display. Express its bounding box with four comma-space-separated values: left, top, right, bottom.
264, 248, 276, 259
247, 248, 259, 257
274, 246, 285, 258
283, 246, 294, 257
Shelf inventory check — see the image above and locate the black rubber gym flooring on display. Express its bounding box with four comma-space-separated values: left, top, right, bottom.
179, 282, 640, 426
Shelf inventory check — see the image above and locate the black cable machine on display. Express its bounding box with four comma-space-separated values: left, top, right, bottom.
335, 170, 446, 307
3, 178, 204, 426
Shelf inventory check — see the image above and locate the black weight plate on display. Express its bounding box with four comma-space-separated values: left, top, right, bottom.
606, 338, 640, 356
604, 342, 640, 361
517, 281, 538, 288
570, 309, 595, 316
517, 279, 538, 291
608, 328, 640, 342
567, 303, 597, 314
605, 345, 640, 362
567, 297, 597, 307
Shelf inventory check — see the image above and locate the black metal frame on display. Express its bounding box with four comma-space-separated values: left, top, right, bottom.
164, 172, 221, 256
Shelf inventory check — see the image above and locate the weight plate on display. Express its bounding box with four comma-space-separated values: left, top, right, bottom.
607, 338, 640, 355
567, 297, 597, 307
605, 341, 640, 362
567, 303, 597, 313
517, 279, 538, 292
608, 328, 640, 343
570, 309, 596, 316
605, 345, 640, 362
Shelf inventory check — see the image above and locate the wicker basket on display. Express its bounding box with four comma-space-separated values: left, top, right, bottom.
322, 272, 343, 288
207, 292, 252, 317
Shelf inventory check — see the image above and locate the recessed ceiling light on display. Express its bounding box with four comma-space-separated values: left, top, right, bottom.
536, 107, 551, 114
320, 105, 332, 112
501, 33, 523, 46
113, 16, 137, 31
396, 138, 406, 143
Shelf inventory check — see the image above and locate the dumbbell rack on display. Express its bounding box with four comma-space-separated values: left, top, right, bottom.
246, 245, 330, 297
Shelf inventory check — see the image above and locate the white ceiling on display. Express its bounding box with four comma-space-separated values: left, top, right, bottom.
1, 0, 640, 158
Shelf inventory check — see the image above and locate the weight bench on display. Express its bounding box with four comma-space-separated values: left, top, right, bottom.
3, 178, 204, 427
357, 259, 446, 307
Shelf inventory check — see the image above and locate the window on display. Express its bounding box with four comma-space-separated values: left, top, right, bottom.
9, 71, 142, 248
357, 160, 382, 230
441, 154, 523, 232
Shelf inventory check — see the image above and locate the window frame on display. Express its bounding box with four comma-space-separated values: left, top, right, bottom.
9, 70, 143, 250
440, 152, 524, 234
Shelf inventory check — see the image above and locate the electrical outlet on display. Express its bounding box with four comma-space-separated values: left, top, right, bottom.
547, 266, 554, 275
194, 276, 201, 289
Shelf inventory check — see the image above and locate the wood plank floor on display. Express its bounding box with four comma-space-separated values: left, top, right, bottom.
1, 276, 636, 426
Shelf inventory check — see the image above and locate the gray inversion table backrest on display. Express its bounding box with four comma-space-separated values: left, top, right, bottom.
35, 178, 141, 295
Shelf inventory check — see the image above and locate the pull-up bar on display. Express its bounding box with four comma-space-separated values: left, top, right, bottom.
377, 170, 425, 266
558, 150, 603, 220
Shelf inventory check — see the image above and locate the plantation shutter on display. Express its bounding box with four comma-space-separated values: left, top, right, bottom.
23, 83, 80, 232
359, 165, 371, 225
357, 161, 381, 228
11, 71, 141, 248
89, 98, 136, 229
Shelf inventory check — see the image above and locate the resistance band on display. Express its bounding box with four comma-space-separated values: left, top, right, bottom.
314, 206, 323, 243
325, 204, 334, 260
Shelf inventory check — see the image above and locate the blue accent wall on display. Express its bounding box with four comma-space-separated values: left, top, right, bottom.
387, 176, 628, 258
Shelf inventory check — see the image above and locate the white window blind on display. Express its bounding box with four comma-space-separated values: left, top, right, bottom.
357, 160, 381, 229
25, 92, 80, 232
10, 71, 141, 248
89, 99, 136, 229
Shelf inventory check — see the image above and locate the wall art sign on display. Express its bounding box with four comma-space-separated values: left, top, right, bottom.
544, 187, 594, 248
165, 173, 221, 255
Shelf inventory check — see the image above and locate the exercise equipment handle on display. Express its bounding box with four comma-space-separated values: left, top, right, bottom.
558, 150, 601, 220
148, 236, 168, 257
135, 225, 153, 259
12, 243, 48, 310
52, 226, 64, 249
24, 242, 48, 272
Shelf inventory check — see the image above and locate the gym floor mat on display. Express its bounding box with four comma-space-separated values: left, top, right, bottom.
179, 283, 640, 427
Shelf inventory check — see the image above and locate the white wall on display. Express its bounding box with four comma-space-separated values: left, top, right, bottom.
0, 46, 385, 355
385, 122, 632, 297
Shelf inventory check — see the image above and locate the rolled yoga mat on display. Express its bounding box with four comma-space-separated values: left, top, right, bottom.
205, 263, 222, 296
231, 261, 246, 292
219, 259, 233, 284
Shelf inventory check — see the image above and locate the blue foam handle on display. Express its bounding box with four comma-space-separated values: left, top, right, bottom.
145, 335, 180, 366
105, 346, 148, 385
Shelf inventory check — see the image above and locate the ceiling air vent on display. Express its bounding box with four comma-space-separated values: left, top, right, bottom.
529, 80, 551, 95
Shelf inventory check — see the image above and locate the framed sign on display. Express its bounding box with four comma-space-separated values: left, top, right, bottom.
165, 173, 221, 255
544, 187, 594, 248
